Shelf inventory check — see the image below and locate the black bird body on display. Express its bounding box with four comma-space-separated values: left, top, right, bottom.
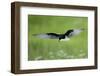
47, 33, 60, 39
47, 33, 66, 41
65, 30, 73, 37
32, 29, 84, 41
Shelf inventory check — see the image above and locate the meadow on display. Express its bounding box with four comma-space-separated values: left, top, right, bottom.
28, 15, 88, 61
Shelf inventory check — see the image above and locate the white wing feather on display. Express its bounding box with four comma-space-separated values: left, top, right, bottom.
33, 34, 51, 39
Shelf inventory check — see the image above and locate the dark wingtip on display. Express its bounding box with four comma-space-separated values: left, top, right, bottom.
32, 34, 37, 36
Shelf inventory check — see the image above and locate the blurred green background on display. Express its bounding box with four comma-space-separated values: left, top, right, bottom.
28, 15, 88, 61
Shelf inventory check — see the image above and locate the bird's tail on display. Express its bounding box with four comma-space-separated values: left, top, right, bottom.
32, 34, 38, 36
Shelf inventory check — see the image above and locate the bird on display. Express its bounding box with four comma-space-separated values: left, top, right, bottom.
32, 28, 84, 41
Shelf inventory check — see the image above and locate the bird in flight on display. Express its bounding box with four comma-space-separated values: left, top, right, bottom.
32, 28, 84, 41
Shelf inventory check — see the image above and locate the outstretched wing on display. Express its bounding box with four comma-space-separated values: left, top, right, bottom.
32, 33, 60, 39
65, 29, 84, 37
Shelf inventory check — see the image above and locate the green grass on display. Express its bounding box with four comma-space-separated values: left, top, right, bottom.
28, 15, 88, 61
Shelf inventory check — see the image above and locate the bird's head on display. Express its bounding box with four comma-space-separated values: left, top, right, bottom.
64, 28, 85, 38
